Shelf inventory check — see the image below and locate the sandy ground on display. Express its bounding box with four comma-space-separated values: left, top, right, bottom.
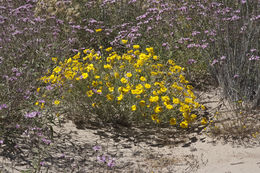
1, 88, 260, 173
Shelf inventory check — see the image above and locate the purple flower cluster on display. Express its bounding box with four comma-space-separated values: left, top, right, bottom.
0, 104, 7, 110
93, 145, 116, 168
97, 155, 116, 168
42, 138, 51, 145
93, 145, 102, 151
24, 111, 40, 118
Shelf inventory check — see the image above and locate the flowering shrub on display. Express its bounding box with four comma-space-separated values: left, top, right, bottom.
0, 0, 70, 159
33, 0, 260, 108
206, 1, 260, 107
40, 43, 206, 128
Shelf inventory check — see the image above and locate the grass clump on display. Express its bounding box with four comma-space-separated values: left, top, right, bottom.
39, 42, 207, 128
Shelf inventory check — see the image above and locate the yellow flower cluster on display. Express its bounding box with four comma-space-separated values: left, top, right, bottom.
40, 42, 206, 128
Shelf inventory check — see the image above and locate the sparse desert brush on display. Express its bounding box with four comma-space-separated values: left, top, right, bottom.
0, 0, 70, 160
208, 0, 260, 109
207, 99, 260, 141
39, 42, 207, 128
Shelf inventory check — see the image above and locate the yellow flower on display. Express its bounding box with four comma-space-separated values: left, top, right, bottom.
95, 28, 102, 32
179, 104, 190, 113
185, 98, 193, 104
92, 103, 96, 107
154, 82, 160, 86
37, 87, 40, 93
154, 105, 162, 113
35, 101, 39, 106
54, 100, 60, 105
121, 39, 128, 44
41, 103, 44, 109
118, 87, 123, 92
120, 77, 128, 84
139, 53, 147, 60
117, 94, 124, 101
154, 90, 161, 95
166, 104, 173, 110
87, 90, 94, 97
160, 87, 167, 93
187, 85, 193, 90
92, 81, 98, 87
136, 95, 141, 99
96, 89, 102, 94
152, 90, 158, 95
131, 89, 137, 95
76, 77, 81, 80
201, 105, 206, 110
170, 118, 176, 125
106, 94, 114, 101
144, 83, 151, 89
53, 66, 62, 73
140, 76, 146, 81
114, 72, 120, 78
82, 73, 89, 79
136, 68, 142, 73
126, 72, 132, 78
52, 57, 57, 62
182, 112, 189, 120
139, 100, 146, 106
66, 58, 72, 64
104, 64, 112, 69
179, 74, 188, 83
151, 71, 158, 76
105, 47, 112, 52
127, 50, 133, 54
149, 96, 159, 102
109, 87, 114, 92
86, 64, 95, 72
122, 87, 130, 94
194, 102, 200, 108
161, 96, 170, 102
201, 117, 208, 125
146, 47, 154, 53
133, 45, 140, 49
95, 75, 100, 79
73, 52, 80, 59
153, 55, 159, 60
151, 114, 158, 121
191, 114, 197, 120
131, 105, 137, 111
180, 121, 188, 128
172, 97, 180, 104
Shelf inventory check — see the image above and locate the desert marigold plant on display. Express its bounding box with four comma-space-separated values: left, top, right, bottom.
39, 41, 207, 128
